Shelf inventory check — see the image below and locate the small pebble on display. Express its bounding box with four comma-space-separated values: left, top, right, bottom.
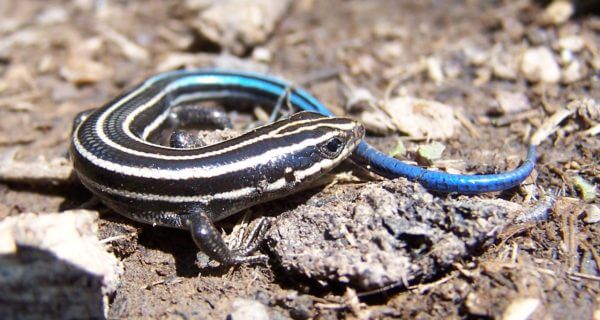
346, 87, 376, 111
463, 46, 488, 66
562, 60, 583, 83
501, 16, 525, 40
193, 0, 292, 55
36, 7, 68, 24
569, 161, 581, 170
465, 292, 487, 316
376, 42, 403, 61
526, 28, 551, 45
228, 299, 270, 320
473, 67, 492, 86
444, 59, 462, 78
37, 55, 55, 73
542, 1, 574, 25
494, 90, 531, 114
583, 204, 600, 224
558, 35, 585, 52
520, 47, 561, 83
560, 49, 575, 64
358, 109, 395, 135
426, 57, 445, 84
501, 298, 540, 320
350, 54, 377, 75
72, 37, 104, 57
492, 59, 519, 80
251, 46, 272, 63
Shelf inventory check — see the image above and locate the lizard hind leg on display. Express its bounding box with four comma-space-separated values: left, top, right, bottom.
168, 105, 233, 149
169, 130, 204, 149
168, 105, 233, 130
188, 211, 268, 266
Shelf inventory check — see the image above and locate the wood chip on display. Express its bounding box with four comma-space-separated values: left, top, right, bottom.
530, 105, 576, 146
0, 154, 74, 184
59, 56, 113, 85
155, 52, 214, 72
531, 98, 595, 145
98, 26, 150, 62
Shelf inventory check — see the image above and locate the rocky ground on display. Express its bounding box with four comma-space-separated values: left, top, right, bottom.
0, 0, 598, 319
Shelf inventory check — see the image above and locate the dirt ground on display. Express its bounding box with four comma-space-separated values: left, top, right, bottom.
0, 0, 598, 319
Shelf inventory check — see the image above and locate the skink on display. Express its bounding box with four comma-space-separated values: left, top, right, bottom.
70, 72, 364, 264
70, 69, 535, 263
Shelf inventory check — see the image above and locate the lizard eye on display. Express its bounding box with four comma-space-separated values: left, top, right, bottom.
320, 137, 344, 158
326, 138, 342, 153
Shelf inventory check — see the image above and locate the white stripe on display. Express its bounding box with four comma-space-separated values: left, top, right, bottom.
141, 91, 223, 140
78, 158, 337, 203
77, 117, 354, 161
73, 132, 338, 179
88, 74, 342, 159
116, 76, 329, 152
80, 174, 253, 203
121, 76, 221, 143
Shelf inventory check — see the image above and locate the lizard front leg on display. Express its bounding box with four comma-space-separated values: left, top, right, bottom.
187, 211, 268, 265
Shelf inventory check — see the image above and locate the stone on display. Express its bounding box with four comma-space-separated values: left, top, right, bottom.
520, 47, 561, 83
228, 299, 270, 320
494, 90, 531, 114
0, 210, 123, 319
385, 96, 458, 139
542, 1, 574, 25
